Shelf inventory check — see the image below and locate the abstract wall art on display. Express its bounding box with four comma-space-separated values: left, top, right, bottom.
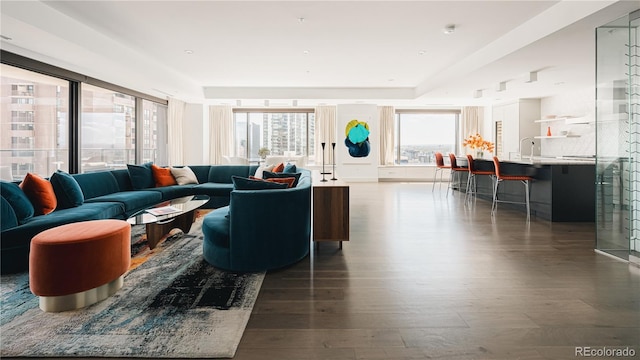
344, 119, 371, 158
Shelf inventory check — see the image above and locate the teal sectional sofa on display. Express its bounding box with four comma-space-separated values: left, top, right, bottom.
1, 165, 260, 274
202, 169, 311, 272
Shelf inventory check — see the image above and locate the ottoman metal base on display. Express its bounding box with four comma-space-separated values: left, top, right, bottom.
38, 275, 124, 312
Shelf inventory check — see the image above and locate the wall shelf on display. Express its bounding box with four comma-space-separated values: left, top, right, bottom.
534, 135, 581, 139
534, 117, 569, 123
534, 116, 590, 124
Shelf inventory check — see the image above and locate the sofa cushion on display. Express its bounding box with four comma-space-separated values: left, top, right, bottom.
209, 165, 253, 184
231, 176, 288, 190
20, 173, 57, 215
1, 196, 18, 231
73, 171, 120, 199
110, 169, 134, 191
152, 164, 177, 187
263, 171, 302, 187
283, 163, 297, 173
0, 181, 34, 224
192, 182, 234, 197
127, 162, 155, 190
148, 184, 197, 201
84, 190, 162, 216
50, 170, 84, 209
170, 166, 199, 185
186, 165, 211, 184
1, 202, 125, 250
202, 206, 230, 248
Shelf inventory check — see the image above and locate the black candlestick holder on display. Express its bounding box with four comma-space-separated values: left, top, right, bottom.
330, 142, 337, 180
320, 142, 328, 182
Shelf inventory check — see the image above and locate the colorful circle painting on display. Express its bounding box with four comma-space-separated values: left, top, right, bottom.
344, 119, 371, 157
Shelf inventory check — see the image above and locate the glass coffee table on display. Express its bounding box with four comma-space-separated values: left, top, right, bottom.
127, 195, 210, 249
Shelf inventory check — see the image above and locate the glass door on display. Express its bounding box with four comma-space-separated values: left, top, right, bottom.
629, 12, 640, 264
595, 14, 632, 260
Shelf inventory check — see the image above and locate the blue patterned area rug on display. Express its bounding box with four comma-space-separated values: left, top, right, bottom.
0, 220, 265, 358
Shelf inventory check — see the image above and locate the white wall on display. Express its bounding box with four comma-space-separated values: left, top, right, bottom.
182, 103, 206, 164
482, 106, 493, 143
540, 87, 596, 157
336, 104, 379, 181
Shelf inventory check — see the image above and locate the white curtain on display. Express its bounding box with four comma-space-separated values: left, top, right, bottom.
209, 105, 234, 165
167, 98, 185, 166
460, 106, 484, 154
378, 106, 395, 165
314, 105, 337, 165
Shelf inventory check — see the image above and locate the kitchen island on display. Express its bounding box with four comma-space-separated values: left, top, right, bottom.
457, 157, 595, 222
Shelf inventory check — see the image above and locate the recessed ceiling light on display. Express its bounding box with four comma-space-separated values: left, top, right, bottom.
298, 17, 305, 23
418, 50, 426, 55
388, 78, 395, 82
443, 24, 455, 35
554, 81, 565, 86
303, 50, 310, 55
184, 50, 194, 54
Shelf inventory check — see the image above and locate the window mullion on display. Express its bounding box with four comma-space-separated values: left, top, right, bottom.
69, 81, 80, 174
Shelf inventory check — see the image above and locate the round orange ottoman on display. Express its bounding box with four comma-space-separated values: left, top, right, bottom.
29, 219, 131, 312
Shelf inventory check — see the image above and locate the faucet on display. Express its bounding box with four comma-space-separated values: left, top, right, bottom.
519, 137, 535, 162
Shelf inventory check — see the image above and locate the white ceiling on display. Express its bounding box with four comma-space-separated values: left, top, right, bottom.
1, 1, 638, 107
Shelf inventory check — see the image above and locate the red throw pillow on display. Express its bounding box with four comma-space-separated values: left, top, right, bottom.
151, 164, 177, 187
265, 177, 295, 188
272, 163, 284, 173
19, 173, 57, 215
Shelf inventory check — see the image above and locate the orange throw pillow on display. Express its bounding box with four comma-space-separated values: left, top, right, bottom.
151, 164, 177, 187
265, 177, 295, 188
272, 163, 284, 173
19, 173, 57, 215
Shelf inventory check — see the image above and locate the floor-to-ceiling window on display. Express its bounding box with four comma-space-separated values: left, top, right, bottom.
1, 51, 168, 177
142, 99, 168, 165
80, 84, 136, 173
0, 64, 69, 180
233, 109, 315, 163
394, 111, 459, 165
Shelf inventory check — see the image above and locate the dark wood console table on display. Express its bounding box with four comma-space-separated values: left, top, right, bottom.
312, 177, 349, 248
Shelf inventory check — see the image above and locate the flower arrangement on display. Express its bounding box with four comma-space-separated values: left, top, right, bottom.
462, 133, 495, 153
257, 147, 270, 159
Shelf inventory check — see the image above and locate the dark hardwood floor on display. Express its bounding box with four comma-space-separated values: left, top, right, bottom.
234, 182, 640, 360
12, 182, 639, 359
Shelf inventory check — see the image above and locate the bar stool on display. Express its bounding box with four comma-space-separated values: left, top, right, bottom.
491, 156, 533, 222
447, 153, 467, 197
432, 152, 451, 192
465, 154, 495, 203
